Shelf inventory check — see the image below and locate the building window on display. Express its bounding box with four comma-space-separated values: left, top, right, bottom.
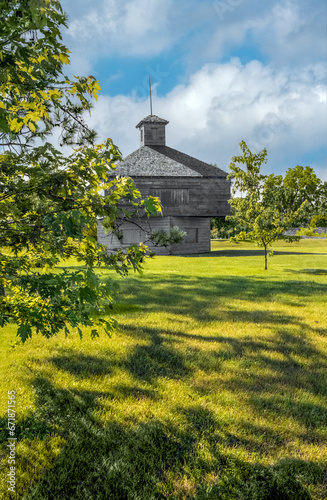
122, 228, 144, 244
184, 228, 198, 243
140, 129, 143, 142
149, 188, 189, 206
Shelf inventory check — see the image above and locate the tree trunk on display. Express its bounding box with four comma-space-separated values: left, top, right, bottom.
264, 245, 268, 270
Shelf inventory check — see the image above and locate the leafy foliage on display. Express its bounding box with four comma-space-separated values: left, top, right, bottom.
0, 0, 99, 148
310, 214, 327, 228
227, 141, 324, 269
0, 0, 167, 341
283, 166, 327, 224
150, 225, 186, 248
296, 227, 327, 237
211, 216, 237, 239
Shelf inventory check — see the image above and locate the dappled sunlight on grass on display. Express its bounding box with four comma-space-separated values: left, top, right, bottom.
0, 240, 327, 498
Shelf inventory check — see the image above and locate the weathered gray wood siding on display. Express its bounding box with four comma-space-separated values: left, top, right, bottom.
140, 124, 166, 147
169, 216, 211, 254
109, 177, 230, 217
97, 218, 170, 254
97, 215, 211, 255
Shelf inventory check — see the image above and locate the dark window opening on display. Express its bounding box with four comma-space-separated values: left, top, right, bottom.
184, 228, 198, 243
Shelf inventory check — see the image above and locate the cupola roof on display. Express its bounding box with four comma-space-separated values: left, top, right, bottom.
110, 115, 228, 178
136, 115, 169, 128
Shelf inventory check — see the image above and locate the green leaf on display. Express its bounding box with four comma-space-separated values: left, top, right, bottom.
143, 196, 161, 216
17, 325, 32, 343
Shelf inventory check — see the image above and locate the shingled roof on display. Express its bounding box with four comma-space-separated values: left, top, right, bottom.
150, 146, 227, 177
111, 114, 228, 178
136, 115, 169, 127
112, 145, 227, 178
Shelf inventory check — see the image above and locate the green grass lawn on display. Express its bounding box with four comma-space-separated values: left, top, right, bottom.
0, 239, 327, 499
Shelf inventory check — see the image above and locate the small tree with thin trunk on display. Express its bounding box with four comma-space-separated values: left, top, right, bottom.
227, 141, 310, 270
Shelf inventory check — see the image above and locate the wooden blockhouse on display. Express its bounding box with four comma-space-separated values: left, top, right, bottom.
97, 115, 230, 255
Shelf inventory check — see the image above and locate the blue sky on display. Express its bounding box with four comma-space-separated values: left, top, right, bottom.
60, 0, 326, 179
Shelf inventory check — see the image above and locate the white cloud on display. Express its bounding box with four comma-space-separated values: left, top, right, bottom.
62, 0, 176, 72
250, 0, 327, 66
186, 0, 326, 72
58, 1, 325, 179
60, 0, 326, 85
86, 59, 327, 178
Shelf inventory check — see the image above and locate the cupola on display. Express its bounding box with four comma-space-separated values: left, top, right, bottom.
136, 115, 169, 147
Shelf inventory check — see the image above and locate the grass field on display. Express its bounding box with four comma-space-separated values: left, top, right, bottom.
0, 239, 327, 499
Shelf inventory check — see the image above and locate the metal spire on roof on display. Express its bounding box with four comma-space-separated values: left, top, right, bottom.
149, 76, 153, 116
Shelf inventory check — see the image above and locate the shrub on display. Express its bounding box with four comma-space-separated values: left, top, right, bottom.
310, 214, 327, 228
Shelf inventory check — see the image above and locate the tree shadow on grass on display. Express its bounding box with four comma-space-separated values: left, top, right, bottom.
177, 405, 292, 461
204, 327, 327, 434
2, 273, 326, 497
6, 376, 324, 500
287, 269, 327, 275
51, 352, 113, 378
123, 326, 192, 384
113, 274, 327, 324
20, 377, 179, 499
121, 321, 327, 388
114, 316, 327, 451
3, 313, 326, 498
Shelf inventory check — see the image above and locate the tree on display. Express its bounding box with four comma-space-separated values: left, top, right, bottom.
0, 0, 181, 342
210, 217, 237, 239
227, 141, 314, 270
283, 165, 327, 224
0, 0, 100, 149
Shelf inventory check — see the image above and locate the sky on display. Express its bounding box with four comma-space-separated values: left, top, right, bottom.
60, 0, 327, 179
